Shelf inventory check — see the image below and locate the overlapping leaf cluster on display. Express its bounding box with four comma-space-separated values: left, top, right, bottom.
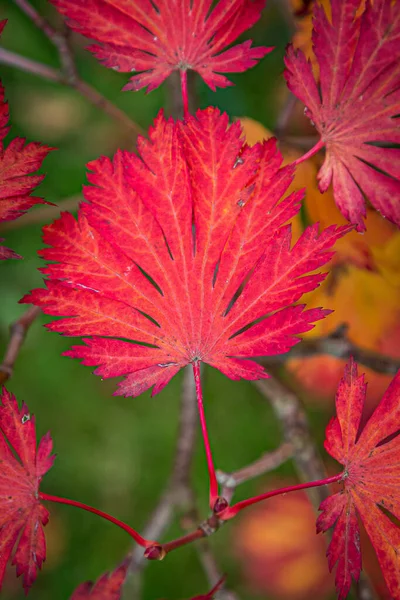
285, 0, 400, 230
1, 0, 400, 599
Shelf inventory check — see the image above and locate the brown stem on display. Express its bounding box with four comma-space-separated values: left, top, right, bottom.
74, 80, 144, 136
122, 365, 198, 598
261, 323, 400, 376
274, 93, 298, 137
280, 134, 320, 149
217, 442, 292, 503
0, 306, 42, 385
0, 48, 62, 82
13, 0, 77, 80
6, 2, 144, 137
254, 374, 330, 508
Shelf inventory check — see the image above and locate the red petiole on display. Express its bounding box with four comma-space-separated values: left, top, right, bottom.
39, 492, 156, 548
192, 361, 220, 509
218, 472, 343, 520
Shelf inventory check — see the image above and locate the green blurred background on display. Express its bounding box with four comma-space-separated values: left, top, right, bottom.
0, 2, 344, 599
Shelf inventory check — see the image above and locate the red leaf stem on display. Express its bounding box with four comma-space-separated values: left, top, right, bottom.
180, 69, 189, 118
219, 473, 343, 520
291, 138, 325, 166
193, 361, 219, 509
39, 492, 154, 548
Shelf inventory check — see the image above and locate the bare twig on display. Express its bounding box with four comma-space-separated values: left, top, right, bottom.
0, 306, 42, 385
261, 323, 400, 376
0, 48, 61, 82
13, 0, 77, 79
4, 1, 144, 136
274, 93, 298, 137
254, 374, 331, 508
280, 134, 320, 149
122, 365, 198, 598
217, 443, 292, 504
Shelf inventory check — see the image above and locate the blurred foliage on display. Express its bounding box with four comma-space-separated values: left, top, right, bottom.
0, 1, 362, 599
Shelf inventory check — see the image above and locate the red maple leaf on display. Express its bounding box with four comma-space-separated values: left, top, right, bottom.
0, 78, 52, 259
24, 108, 349, 397
284, 0, 400, 231
51, 0, 271, 92
189, 576, 225, 599
317, 358, 400, 599
71, 562, 224, 599
70, 563, 127, 599
0, 387, 55, 593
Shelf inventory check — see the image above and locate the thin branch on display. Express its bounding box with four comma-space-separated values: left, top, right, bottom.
0, 48, 61, 82
0, 306, 42, 386
280, 134, 320, 149
254, 374, 331, 508
74, 79, 144, 135
261, 323, 400, 376
5, 1, 144, 136
217, 443, 292, 504
122, 365, 198, 598
171, 364, 199, 491
274, 92, 298, 137
13, 0, 77, 80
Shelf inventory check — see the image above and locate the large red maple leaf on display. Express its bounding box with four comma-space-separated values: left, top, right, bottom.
24, 108, 349, 398
284, 0, 400, 231
51, 0, 271, 92
0, 78, 52, 259
0, 387, 55, 593
317, 358, 400, 599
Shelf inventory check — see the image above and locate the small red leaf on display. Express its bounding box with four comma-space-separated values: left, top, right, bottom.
190, 575, 225, 599
24, 108, 350, 397
0, 387, 55, 593
71, 562, 224, 599
70, 563, 127, 599
318, 358, 400, 599
0, 76, 53, 259
50, 0, 271, 92
284, 0, 400, 231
